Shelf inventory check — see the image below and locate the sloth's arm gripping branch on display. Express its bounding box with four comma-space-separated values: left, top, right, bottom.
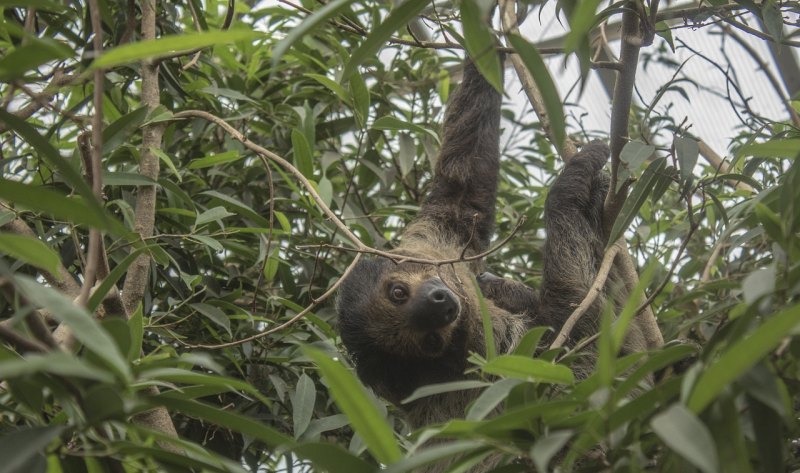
416, 59, 503, 255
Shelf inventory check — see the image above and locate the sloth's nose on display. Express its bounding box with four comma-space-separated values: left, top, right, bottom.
410, 279, 459, 330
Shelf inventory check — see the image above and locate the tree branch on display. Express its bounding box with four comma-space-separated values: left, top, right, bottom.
602, 3, 664, 349
78, 0, 106, 308
549, 240, 624, 350
498, 0, 578, 160
121, 0, 166, 316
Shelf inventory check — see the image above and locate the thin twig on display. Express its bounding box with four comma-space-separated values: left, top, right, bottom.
0, 282, 59, 350
635, 194, 701, 316
0, 320, 49, 353
721, 16, 800, 48
721, 24, 800, 128
549, 240, 624, 350
297, 216, 527, 267
276, 0, 564, 56
252, 157, 276, 313
173, 110, 364, 247
698, 140, 754, 192
701, 240, 726, 283
185, 254, 364, 349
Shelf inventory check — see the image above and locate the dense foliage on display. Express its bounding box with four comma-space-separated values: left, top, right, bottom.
0, 0, 799, 472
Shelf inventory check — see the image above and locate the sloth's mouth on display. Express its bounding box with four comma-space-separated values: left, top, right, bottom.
421, 331, 444, 353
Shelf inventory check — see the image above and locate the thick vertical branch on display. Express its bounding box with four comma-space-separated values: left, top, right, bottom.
121, 0, 164, 316
118, 0, 180, 449
603, 7, 641, 231
603, 3, 663, 349
79, 0, 106, 307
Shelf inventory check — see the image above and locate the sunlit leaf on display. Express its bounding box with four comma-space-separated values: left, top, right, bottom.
481, 355, 574, 384
508, 34, 565, 151
0, 233, 61, 277
94, 30, 262, 68
342, 0, 429, 81
688, 302, 800, 412
305, 347, 401, 464
651, 404, 719, 473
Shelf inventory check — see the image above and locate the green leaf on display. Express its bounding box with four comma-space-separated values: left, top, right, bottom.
113, 442, 246, 473
188, 150, 242, 169
349, 72, 370, 127
0, 233, 61, 277
466, 378, 522, 420
655, 21, 675, 51
372, 116, 438, 142
675, 136, 699, 181
201, 190, 271, 228
272, 0, 357, 66
0, 110, 104, 213
749, 396, 784, 472
305, 346, 401, 464
607, 157, 667, 246
0, 0, 63, 10
707, 395, 752, 473
738, 139, 800, 158
474, 278, 496, 359
14, 277, 130, 380
190, 303, 232, 336
619, 140, 655, 184
291, 129, 314, 178
153, 397, 292, 448
141, 367, 273, 405
191, 234, 224, 252
611, 261, 656, 352
0, 37, 73, 81
87, 245, 155, 314
742, 265, 776, 306
403, 380, 489, 404
342, 0, 430, 81
753, 203, 784, 243
195, 206, 236, 227
687, 302, 800, 412
512, 326, 551, 357
292, 373, 316, 438
531, 431, 574, 473
382, 441, 486, 473
0, 426, 65, 473
0, 352, 116, 383
301, 415, 350, 441
761, 0, 783, 43
128, 306, 144, 362
461, 0, 503, 93
564, 0, 601, 53
508, 34, 566, 153
84, 384, 125, 423
103, 172, 159, 187
0, 180, 118, 232
103, 106, 148, 153
305, 73, 350, 103
93, 30, 263, 68
651, 404, 719, 473
152, 148, 182, 182
481, 355, 574, 384
291, 443, 374, 473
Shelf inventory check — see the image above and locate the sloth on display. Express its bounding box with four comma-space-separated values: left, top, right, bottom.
335, 58, 648, 429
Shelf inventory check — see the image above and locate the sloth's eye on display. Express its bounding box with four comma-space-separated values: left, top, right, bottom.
388, 284, 408, 303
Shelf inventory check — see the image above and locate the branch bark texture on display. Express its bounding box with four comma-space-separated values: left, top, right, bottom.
121, 0, 165, 316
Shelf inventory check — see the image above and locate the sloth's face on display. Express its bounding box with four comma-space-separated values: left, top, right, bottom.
336, 258, 469, 358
